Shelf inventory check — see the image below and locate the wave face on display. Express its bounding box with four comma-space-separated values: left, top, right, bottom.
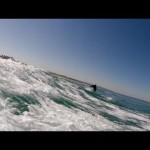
0, 58, 150, 131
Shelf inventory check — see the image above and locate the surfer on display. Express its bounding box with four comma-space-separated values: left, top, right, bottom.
90, 84, 97, 92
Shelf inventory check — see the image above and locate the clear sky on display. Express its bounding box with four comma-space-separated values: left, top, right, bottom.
0, 19, 149, 102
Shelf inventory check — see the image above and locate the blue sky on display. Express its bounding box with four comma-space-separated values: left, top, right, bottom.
0, 19, 150, 101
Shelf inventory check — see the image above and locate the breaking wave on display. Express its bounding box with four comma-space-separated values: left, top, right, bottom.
0, 58, 150, 131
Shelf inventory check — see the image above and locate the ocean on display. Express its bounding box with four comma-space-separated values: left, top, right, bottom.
0, 58, 150, 131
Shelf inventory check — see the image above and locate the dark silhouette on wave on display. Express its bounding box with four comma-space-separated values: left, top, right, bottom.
0, 55, 16, 61
90, 84, 97, 92
0, 54, 28, 65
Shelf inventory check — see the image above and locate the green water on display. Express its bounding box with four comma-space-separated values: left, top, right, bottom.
83, 89, 106, 101
51, 96, 92, 114
99, 112, 143, 128
52, 97, 79, 109
8, 94, 40, 115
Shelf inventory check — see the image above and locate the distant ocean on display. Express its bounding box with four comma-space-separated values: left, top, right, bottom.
0, 58, 150, 131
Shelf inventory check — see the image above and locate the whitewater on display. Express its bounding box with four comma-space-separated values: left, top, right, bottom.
0, 58, 150, 131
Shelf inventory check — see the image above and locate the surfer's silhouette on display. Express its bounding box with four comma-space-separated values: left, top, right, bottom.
90, 84, 97, 92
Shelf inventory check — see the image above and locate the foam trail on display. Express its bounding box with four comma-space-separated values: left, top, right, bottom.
0, 58, 150, 131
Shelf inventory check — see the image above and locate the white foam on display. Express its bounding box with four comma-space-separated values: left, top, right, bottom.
107, 97, 112, 100
0, 58, 150, 131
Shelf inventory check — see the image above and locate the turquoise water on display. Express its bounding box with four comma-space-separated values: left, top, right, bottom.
0, 58, 150, 131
